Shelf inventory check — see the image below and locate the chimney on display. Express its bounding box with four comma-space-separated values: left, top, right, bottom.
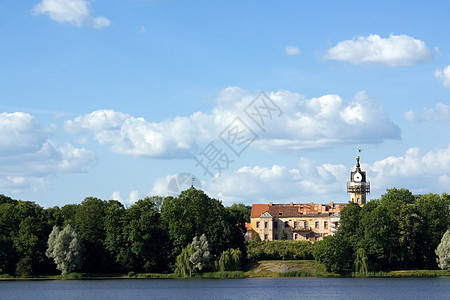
269, 202, 273, 206
290, 202, 293, 206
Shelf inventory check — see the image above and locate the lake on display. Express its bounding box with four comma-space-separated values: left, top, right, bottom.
1, 277, 450, 299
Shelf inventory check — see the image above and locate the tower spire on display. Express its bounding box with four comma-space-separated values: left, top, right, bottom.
347, 153, 370, 206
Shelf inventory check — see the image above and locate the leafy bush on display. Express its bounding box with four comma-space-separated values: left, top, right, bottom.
246, 240, 314, 261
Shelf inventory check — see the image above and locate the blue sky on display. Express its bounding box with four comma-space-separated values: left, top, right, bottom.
2, 0, 450, 207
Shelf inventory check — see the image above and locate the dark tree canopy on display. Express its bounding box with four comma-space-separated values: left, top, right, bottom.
0, 190, 246, 276
323, 188, 450, 271
161, 188, 244, 259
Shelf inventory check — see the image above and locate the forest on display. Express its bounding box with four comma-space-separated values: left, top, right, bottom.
0, 187, 449, 277
314, 188, 450, 273
0, 188, 249, 276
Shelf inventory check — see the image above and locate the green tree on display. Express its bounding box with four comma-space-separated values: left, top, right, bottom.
103, 200, 131, 271
313, 235, 351, 273
218, 248, 242, 271
174, 244, 193, 277
354, 248, 369, 274
73, 197, 107, 272
190, 234, 212, 272
358, 189, 419, 270
436, 230, 450, 270
337, 202, 362, 249
125, 197, 170, 272
226, 203, 251, 235
161, 189, 244, 259
0, 201, 20, 274
46, 225, 84, 275
10, 200, 50, 276
414, 193, 450, 268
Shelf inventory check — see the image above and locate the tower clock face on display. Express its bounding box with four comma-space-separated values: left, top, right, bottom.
353, 172, 362, 182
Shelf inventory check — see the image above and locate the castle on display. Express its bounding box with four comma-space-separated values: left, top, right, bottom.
245, 156, 370, 241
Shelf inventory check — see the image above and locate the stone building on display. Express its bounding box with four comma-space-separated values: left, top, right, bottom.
245, 156, 369, 241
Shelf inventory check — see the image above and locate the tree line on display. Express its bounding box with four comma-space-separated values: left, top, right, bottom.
1, 187, 449, 277
313, 188, 450, 273
0, 188, 250, 276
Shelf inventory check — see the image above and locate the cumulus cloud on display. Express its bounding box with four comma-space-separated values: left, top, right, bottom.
33, 0, 110, 29
150, 159, 348, 205
65, 88, 400, 158
0, 112, 52, 155
211, 146, 450, 204
404, 103, 450, 122
285, 45, 300, 56
148, 145, 450, 205
369, 146, 450, 194
0, 112, 96, 194
325, 34, 433, 66
435, 66, 450, 87
111, 190, 140, 205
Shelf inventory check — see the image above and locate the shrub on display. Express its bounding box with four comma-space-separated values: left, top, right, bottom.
246, 240, 314, 261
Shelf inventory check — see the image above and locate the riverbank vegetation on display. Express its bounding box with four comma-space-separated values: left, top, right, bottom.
313, 189, 450, 273
1, 187, 449, 279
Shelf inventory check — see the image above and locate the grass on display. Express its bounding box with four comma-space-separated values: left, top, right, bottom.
1, 264, 449, 280
244, 260, 339, 278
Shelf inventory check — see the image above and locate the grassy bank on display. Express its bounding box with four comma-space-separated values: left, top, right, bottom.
1, 262, 449, 280
244, 260, 339, 278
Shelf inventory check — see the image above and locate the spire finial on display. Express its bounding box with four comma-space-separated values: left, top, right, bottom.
191, 177, 195, 188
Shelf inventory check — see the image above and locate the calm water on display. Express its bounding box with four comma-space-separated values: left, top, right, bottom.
1, 278, 449, 299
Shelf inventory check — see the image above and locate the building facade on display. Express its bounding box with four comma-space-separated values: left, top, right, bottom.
246, 156, 369, 242
246, 202, 346, 241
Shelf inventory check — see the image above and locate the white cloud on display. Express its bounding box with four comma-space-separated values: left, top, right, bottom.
150, 160, 348, 205
435, 66, 450, 87
0, 112, 51, 155
369, 146, 450, 194
0, 176, 50, 194
404, 103, 450, 122
111, 190, 140, 205
285, 45, 300, 56
65, 88, 400, 158
33, 0, 110, 29
149, 145, 450, 205
0, 112, 96, 194
325, 34, 433, 66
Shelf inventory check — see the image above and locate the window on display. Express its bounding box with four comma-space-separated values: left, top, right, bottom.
279, 212, 282, 216
304, 221, 308, 229
284, 221, 289, 228
273, 221, 278, 228
256, 221, 260, 228
306, 233, 310, 240
274, 234, 278, 240
315, 221, 319, 228
324, 221, 328, 229
264, 222, 268, 228
293, 221, 297, 229
357, 198, 360, 203
294, 234, 298, 240
264, 234, 268, 240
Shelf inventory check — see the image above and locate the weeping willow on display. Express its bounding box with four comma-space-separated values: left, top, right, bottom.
218, 248, 242, 271
174, 244, 193, 277
354, 248, 369, 274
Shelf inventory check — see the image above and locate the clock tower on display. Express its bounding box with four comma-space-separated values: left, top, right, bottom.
347, 156, 370, 206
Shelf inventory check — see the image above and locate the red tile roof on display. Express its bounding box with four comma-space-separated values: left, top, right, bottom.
250, 204, 269, 218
